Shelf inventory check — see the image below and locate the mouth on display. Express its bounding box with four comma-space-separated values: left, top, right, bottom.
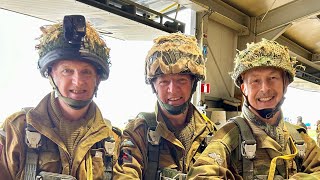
168, 97, 182, 101
68, 89, 89, 100
70, 89, 86, 94
167, 97, 184, 105
258, 96, 273, 102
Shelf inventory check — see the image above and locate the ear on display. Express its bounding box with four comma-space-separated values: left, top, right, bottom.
240, 83, 247, 96
282, 72, 290, 94
96, 75, 101, 86
151, 81, 157, 94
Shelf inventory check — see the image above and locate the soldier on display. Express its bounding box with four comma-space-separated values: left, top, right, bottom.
296, 116, 308, 132
188, 39, 320, 179
113, 33, 216, 179
316, 120, 320, 147
0, 15, 120, 180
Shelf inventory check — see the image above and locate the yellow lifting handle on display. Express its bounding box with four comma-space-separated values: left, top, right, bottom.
268, 137, 298, 180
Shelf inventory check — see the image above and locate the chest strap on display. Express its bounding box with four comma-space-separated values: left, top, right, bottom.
91, 136, 116, 180
230, 116, 256, 180
22, 107, 41, 180
137, 112, 162, 180
284, 122, 306, 172
25, 124, 42, 180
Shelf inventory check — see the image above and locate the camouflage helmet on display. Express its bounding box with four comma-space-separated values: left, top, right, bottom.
36, 16, 111, 80
145, 32, 206, 84
231, 38, 296, 87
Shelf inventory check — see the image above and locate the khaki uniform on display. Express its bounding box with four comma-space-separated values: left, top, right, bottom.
316, 123, 320, 147
113, 104, 215, 179
188, 115, 320, 179
0, 93, 120, 180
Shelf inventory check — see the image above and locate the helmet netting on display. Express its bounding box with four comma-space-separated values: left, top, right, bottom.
145, 33, 205, 84
231, 38, 297, 87
36, 21, 111, 79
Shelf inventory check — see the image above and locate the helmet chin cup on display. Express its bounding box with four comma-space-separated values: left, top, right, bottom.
158, 100, 189, 115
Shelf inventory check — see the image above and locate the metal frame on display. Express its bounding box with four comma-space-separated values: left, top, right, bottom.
77, 0, 185, 33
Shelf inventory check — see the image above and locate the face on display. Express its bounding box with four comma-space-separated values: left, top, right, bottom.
240, 67, 286, 110
50, 60, 99, 101
153, 74, 193, 107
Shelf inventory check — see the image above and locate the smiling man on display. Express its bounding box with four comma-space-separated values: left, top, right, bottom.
187, 39, 320, 179
113, 33, 216, 180
0, 15, 120, 180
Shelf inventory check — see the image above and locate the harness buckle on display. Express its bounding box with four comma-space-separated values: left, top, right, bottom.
241, 140, 256, 159
159, 171, 187, 180
25, 129, 41, 149
147, 128, 160, 145
204, 134, 213, 145
104, 137, 115, 156
295, 142, 306, 158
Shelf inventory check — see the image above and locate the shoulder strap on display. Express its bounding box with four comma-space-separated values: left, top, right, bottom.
284, 122, 306, 172
284, 122, 306, 157
137, 112, 157, 128
138, 112, 161, 180
92, 137, 115, 180
230, 116, 256, 180
22, 107, 42, 180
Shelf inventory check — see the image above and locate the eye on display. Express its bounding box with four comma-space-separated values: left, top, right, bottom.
270, 75, 280, 81
177, 78, 188, 84
159, 80, 169, 86
82, 69, 94, 75
61, 68, 73, 75
249, 78, 260, 84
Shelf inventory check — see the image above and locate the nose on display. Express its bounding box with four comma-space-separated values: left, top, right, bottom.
260, 80, 271, 92
72, 71, 85, 86
167, 80, 178, 93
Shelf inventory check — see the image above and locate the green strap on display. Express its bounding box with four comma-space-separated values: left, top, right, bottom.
285, 122, 305, 146
137, 112, 157, 128
23, 107, 40, 180
285, 122, 305, 172
231, 116, 256, 180
138, 112, 161, 180
24, 151, 38, 180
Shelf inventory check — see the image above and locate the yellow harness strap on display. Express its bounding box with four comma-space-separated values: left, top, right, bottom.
86, 152, 93, 180
201, 113, 210, 122
267, 137, 298, 180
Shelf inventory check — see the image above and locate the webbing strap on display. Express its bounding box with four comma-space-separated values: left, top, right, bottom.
137, 112, 157, 127
138, 112, 161, 180
284, 122, 305, 172
267, 137, 298, 180
285, 122, 304, 144
24, 151, 38, 180
23, 107, 40, 180
231, 117, 256, 180
146, 142, 161, 180
104, 156, 113, 180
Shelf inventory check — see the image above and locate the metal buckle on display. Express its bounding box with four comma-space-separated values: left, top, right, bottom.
147, 128, 160, 145
205, 134, 213, 145
241, 141, 256, 159
25, 130, 41, 149
295, 143, 306, 158
104, 137, 115, 156
159, 172, 187, 180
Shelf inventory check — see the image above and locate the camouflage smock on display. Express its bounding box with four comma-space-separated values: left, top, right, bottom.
113, 103, 215, 179
187, 113, 320, 180
0, 92, 120, 180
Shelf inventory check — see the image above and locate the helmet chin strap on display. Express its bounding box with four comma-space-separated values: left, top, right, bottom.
157, 100, 189, 115
49, 76, 97, 110
244, 97, 285, 119
153, 80, 198, 115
